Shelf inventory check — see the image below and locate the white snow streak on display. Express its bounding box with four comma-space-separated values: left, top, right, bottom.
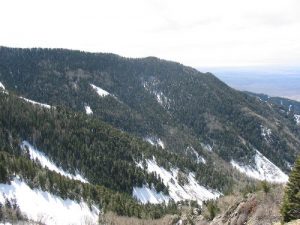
20, 97, 51, 109
201, 143, 213, 152
142, 81, 170, 109
157, 139, 165, 149
85, 105, 93, 115
186, 146, 206, 164
176, 219, 183, 225
133, 185, 170, 204
0, 82, 5, 90
261, 125, 272, 142
90, 84, 110, 97
294, 114, 300, 125
155, 92, 170, 108
231, 150, 288, 183
261, 125, 271, 137
135, 159, 220, 204
0, 178, 99, 225
21, 141, 88, 183
145, 136, 165, 149
0, 82, 8, 94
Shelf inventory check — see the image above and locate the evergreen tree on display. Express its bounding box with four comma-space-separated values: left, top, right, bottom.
0, 202, 3, 220
205, 200, 219, 221
260, 180, 270, 194
281, 157, 300, 222
0, 164, 8, 183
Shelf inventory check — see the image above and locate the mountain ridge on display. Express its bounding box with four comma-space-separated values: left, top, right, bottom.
1, 46, 299, 171
0, 46, 299, 224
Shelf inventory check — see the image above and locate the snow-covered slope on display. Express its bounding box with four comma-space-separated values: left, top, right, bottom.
134, 159, 220, 204
0, 178, 99, 225
90, 84, 110, 97
85, 105, 93, 115
21, 141, 88, 183
133, 185, 170, 204
295, 114, 300, 125
20, 97, 51, 109
231, 150, 288, 183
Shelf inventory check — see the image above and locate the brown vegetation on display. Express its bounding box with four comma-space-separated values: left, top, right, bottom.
101, 211, 180, 225
197, 184, 285, 225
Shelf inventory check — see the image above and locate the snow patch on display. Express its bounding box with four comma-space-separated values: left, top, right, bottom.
20, 97, 51, 109
21, 141, 88, 183
133, 185, 170, 204
143, 81, 171, 109
231, 150, 288, 183
201, 143, 213, 152
176, 219, 183, 225
145, 136, 165, 149
286, 161, 293, 170
186, 146, 206, 164
294, 114, 300, 125
135, 159, 220, 204
0, 82, 5, 90
261, 125, 272, 142
0, 178, 99, 225
157, 139, 165, 149
85, 105, 93, 115
90, 84, 110, 97
155, 91, 170, 108
0, 81, 8, 94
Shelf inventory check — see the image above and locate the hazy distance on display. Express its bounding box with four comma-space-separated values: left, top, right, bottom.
199, 66, 300, 101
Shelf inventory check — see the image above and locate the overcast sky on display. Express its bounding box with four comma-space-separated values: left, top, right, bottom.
1, 0, 300, 67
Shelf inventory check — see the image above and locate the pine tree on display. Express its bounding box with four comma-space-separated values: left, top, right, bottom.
0, 202, 3, 220
0, 164, 8, 183
261, 180, 270, 194
281, 157, 300, 222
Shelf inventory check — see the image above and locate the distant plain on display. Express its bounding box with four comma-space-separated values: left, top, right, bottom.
199, 66, 300, 101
